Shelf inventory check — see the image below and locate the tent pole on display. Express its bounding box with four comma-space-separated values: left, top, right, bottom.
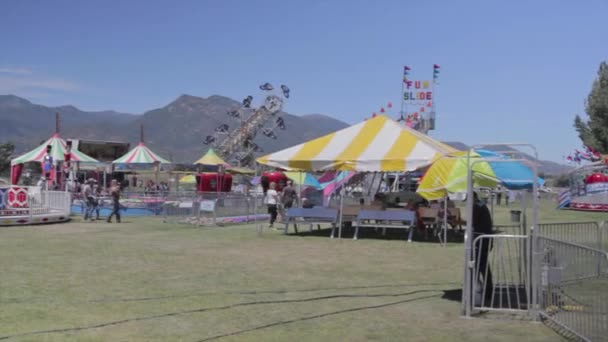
338, 185, 344, 239
298, 171, 302, 207
375, 172, 384, 195
367, 172, 376, 196
463, 150, 475, 317
254, 163, 260, 236
443, 195, 448, 247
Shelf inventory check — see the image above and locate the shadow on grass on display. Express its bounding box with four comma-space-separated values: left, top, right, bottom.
285, 224, 466, 244
441, 289, 463, 303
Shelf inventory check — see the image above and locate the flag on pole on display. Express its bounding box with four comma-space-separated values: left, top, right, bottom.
403, 66, 411, 83
433, 64, 440, 83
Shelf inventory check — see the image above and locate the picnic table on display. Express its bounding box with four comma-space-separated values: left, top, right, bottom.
284, 207, 339, 237
355, 209, 417, 242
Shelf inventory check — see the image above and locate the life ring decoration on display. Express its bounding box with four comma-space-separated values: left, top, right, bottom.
8, 187, 29, 208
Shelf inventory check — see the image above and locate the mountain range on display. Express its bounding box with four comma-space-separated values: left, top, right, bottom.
0, 94, 570, 175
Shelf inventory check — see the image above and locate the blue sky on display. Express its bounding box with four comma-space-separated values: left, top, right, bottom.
1, 0, 606, 162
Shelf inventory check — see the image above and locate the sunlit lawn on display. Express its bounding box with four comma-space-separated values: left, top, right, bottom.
0, 200, 603, 341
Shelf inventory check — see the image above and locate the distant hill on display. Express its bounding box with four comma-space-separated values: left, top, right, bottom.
0, 94, 569, 174
0, 94, 348, 163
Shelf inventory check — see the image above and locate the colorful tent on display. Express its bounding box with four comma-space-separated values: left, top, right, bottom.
227, 167, 255, 175
256, 115, 457, 172
11, 133, 98, 165
417, 149, 544, 201
284, 171, 322, 189
112, 142, 170, 164
10, 133, 98, 184
179, 174, 197, 183
194, 148, 230, 167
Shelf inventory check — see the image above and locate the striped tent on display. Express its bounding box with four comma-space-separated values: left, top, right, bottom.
194, 148, 230, 166
112, 142, 170, 164
11, 133, 98, 165
256, 115, 457, 172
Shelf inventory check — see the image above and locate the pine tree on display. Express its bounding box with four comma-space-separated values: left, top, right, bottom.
0, 142, 15, 176
574, 61, 608, 153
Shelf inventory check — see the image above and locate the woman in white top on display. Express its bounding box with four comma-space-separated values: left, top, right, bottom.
266, 182, 279, 228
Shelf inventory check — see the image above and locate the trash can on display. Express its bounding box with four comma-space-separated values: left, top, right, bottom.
510, 210, 522, 223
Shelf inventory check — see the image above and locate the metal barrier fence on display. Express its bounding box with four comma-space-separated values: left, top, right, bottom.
42, 191, 72, 215
163, 192, 265, 226
538, 222, 607, 253
472, 235, 530, 313
537, 236, 608, 341
0, 186, 71, 218
468, 221, 608, 341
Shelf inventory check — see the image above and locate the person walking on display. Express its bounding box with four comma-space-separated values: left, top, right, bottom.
496, 185, 502, 206
82, 178, 97, 222
94, 184, 103, 220
265, 182, 279, 228
106, 179, 121, 223
282, 180, 298, 209
472, 192, 494, 300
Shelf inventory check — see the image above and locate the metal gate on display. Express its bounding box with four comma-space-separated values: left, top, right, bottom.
537, 236, 608, 341
471, 234, 530, 313
467, 222, 608, 341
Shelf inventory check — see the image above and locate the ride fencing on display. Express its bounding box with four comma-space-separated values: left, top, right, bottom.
469, 221, 608, 341
162, 192, 266, 226
538, 222, 608, 253
536, 236, 608, 341
0, 186, 71, 218
472, 234, 530, 313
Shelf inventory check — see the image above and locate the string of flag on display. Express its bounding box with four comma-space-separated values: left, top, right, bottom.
565, 145, 602, 164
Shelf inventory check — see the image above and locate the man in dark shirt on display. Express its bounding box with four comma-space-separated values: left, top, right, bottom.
472, 192, 494, 298
281, 180, 298, 209
106, 179, 121, 223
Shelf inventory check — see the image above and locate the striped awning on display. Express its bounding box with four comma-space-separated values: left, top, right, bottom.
194, 148, 230, 166
256, 115, 457, 172
11, 133, 98, 165
112, 142, 170, 164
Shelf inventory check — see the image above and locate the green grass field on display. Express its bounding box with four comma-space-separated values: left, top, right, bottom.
0, 201, 604, 341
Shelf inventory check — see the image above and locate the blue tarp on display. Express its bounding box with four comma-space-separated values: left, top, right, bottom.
475, 149, 545, 189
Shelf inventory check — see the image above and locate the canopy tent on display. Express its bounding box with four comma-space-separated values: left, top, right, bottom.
417, 149, 544, 201
10, 133, 98, 184
227, 167, 255, 175
255, 115, 458, 239
284, 171, 322, 189
11, 133, 98, 165
112, 142, 170, 164
194, 148, 230, 167
256, 115, 457, 172
179, 174, 197, 183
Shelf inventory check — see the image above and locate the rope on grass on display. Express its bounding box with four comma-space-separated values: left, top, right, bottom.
0, 289, 452, 340
197, 293, 444, 341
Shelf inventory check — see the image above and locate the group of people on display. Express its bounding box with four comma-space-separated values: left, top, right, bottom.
81, 178, 122, 223
264, 180, 299, 228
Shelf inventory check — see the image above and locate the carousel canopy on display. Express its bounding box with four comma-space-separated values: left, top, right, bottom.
194, 148, 230, 166
11, 133, 98, 165
256, 115, 457, 172
112, 142, 170, 164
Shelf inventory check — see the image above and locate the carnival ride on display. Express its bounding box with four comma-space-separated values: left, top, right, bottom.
203, 83, 290, 167
562, 162, 608, 211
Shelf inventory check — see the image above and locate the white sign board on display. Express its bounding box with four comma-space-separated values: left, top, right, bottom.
200, 200, 216, 212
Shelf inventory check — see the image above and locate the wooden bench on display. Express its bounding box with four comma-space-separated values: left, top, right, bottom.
339, 205, 383, 224
355, 209, 417, 242
284, 207, 339, 237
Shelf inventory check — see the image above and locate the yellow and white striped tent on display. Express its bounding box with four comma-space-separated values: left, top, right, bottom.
256, 115, 457, 172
